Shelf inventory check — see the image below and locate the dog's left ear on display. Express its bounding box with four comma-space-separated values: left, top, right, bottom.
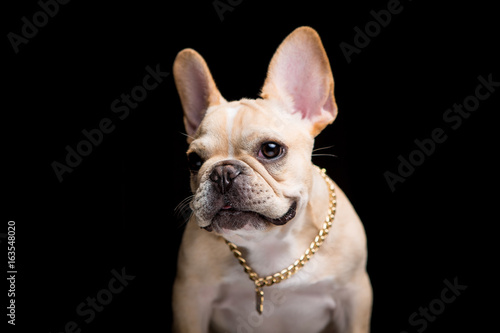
260, 27, 337, 137
173, 48, 227, 141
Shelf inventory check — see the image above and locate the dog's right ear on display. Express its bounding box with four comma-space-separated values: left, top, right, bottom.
260, 27, 337, 137
173, 48, 226, 140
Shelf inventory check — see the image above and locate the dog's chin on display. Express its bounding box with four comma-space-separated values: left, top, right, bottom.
203, 202, 297, 233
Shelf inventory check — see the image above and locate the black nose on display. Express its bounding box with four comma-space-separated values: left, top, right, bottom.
209, 164, 241, 194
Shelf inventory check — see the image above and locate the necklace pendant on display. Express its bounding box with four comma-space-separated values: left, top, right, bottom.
255, 287, 264, 314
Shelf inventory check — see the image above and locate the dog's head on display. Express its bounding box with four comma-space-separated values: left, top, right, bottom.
173, 27, 337, 234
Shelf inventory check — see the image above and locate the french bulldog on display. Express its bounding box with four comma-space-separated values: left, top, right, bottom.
172, 26, 372, 333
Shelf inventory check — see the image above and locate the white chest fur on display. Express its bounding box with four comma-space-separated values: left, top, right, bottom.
209, 276, 336, 333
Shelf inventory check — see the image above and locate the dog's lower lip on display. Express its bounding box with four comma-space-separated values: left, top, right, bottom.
202, 224, 213, 232
267, 201, 297, 225
203, 201, 297, 233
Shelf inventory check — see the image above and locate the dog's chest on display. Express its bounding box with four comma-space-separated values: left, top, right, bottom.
209, 276, 336, 333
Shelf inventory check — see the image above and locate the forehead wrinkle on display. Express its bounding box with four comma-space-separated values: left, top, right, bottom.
189, 108, 229, 157
230, 105, 259, 145
230, 107, 287, 159
237, 104, 282, 136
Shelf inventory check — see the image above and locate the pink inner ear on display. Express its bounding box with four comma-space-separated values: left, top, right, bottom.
271, 38, 332, 122
282, 58, 326, 120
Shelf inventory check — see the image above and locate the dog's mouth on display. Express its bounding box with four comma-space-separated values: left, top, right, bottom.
203, 201, 297, 232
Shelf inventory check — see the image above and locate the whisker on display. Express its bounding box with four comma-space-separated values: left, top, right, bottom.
174, 195, 194, 215
180, 132, 195, 140
312, 153, 337, 158
175, 195, 195, 226
312, 145, 335, 152
175, 195, 194, 209
177, 209, 194, 229
175, 198, 195, 228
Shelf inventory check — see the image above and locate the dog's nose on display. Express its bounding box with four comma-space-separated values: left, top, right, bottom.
209, 164, 241, 194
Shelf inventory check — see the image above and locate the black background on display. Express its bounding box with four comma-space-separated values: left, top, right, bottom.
4, 0, 498, 332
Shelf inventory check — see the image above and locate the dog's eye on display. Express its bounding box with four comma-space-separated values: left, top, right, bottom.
259, 142, 283, 159
187, 152, 204, 172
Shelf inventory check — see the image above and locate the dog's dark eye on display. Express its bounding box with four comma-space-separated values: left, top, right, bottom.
187, 152, 204, 172
259, 142, 283, 159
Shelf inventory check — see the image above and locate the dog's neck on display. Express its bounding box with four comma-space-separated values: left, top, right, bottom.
220, 164, 331, 277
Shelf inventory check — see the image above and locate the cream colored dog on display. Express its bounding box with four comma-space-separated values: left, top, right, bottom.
172, 27, 372, 333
